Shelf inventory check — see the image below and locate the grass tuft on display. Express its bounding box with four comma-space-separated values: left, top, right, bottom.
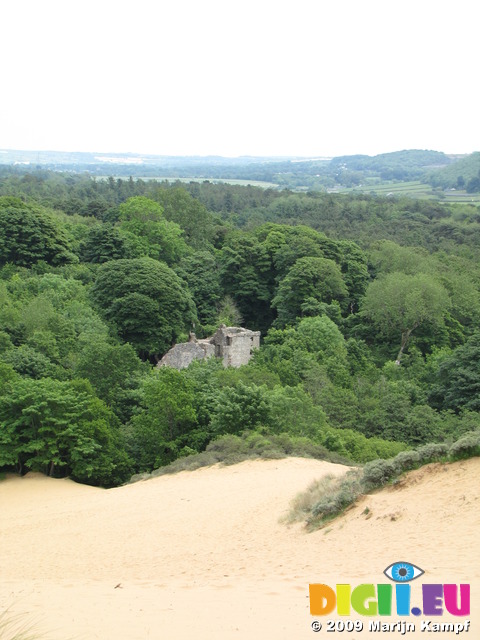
0, 610, 44, 640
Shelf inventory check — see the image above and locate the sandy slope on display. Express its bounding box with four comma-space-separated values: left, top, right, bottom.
0, 457, 478, 639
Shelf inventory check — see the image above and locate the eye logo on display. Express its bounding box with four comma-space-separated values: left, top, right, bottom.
384, 561, 424, 583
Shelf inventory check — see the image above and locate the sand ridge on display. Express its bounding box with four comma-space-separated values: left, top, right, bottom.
1, 456, 479, 639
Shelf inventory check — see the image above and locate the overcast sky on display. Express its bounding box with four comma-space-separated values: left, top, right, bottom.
1, 0, 478, 158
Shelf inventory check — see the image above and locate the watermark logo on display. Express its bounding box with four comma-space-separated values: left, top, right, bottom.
309, 561, 470, 618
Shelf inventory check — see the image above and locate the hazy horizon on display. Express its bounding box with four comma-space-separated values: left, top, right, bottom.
0, 146, 475, 161
1, 0, 478, 159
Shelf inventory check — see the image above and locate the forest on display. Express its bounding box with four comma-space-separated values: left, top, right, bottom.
1, 167, 479, 486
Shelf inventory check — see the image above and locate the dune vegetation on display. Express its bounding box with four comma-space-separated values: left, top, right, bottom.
287, 430, 480, 530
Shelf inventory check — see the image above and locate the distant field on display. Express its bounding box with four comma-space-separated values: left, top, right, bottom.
442, 191, 480, 204
152, 176, 281, 189
339, 180, 480, 203
98, 175, 280, 189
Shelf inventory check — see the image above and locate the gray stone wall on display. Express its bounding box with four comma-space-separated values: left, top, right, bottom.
158, 341, 215, 370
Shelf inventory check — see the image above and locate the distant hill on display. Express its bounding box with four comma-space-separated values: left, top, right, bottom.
426, 151, 480, 192
330, 149, 452, 180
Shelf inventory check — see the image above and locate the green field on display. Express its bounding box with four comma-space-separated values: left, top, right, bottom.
339, 180, 480, 204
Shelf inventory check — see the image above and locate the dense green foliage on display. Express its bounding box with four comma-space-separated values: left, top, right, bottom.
91, 257, 197, 358
0, 376, 130, 486
0, 197, 75, 267
1, 167, 479, 486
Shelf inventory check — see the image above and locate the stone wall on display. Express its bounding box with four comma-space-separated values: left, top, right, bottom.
157, 340, 215, 370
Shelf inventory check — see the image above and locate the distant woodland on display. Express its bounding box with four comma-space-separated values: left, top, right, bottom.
2, 148, 480, 194
1, 161, 480, 486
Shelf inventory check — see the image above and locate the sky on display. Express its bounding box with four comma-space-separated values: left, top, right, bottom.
1, 0, 478, 158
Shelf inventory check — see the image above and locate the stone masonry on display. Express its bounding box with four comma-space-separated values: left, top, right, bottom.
157, 325, 260, 370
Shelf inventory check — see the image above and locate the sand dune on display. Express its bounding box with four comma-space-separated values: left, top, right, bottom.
1, 457, 478, 639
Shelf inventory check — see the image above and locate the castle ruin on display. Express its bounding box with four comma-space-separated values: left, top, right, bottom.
157, 325, 260, 370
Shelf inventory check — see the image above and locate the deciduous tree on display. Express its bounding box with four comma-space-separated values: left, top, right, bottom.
0, 197, 75, 267
127, 368, 197, 470
118, 196, 187, 264
91, 258, 197, 358
361, 272, 450, 363
272, 257, 347, 327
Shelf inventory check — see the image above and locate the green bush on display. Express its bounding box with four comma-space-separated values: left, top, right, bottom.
317, 425, 406, 463
448, 431, 480, 460
392, 450, 421, 474
362, 459, 396, 487
311, 470, 363, 522
416, 442, 449, 464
